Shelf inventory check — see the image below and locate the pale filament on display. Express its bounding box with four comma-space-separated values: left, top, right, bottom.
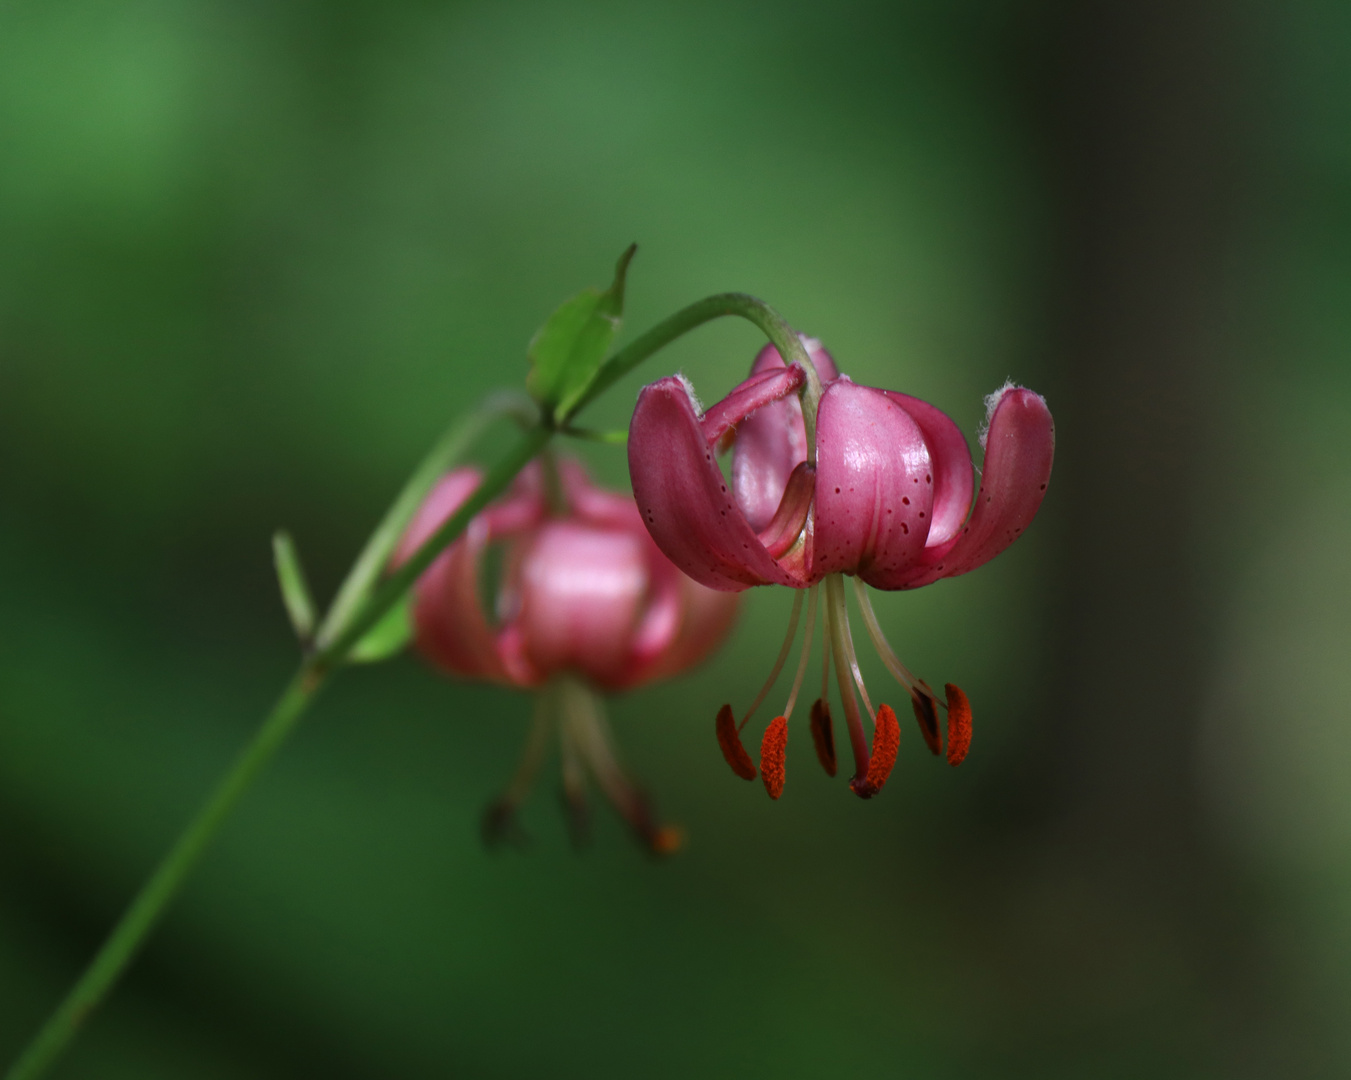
504, 689, 557, 806
824, 574, 871, 781
827, 573, 875, 721
851, 576, 944, 709
780, 584, 819, 721
738, 587, 805, 731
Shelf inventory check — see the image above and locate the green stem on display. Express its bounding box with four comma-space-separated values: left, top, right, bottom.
5, 665, 324, 1080
536, 443, 568, 516
7, 423, 551, 1080
572, 292, 824, 458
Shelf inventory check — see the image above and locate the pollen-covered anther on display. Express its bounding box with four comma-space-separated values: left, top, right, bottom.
715, 703, 756, 780
808, 698, 837, 777
945, 684, 972, 766
760, 716, 788, 800
910, 689, 942, 756
849, 704, 900, 799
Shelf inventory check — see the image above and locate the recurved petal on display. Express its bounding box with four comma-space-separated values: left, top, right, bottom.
757, 461, 815, 559
813, 378, 935, 582
392, 468, 483, 567
394, 470, 510, 682
628, 568, 740, 688
731, 339, 838, 531
699, 364, 806, 449
629, 376, 802, 591
410, 516, 514, 683
879, 390, 974, 548
898, 385, 1054, 588
559, 457, 641, 530
764, 336, 839, 383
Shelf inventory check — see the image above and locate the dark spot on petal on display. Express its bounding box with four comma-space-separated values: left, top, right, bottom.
902, 496, 910, 505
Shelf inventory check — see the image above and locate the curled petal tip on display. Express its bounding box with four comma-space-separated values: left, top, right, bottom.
629, 377, 798, 591
716, 703, 757, 781
945, 684, 972, 766
760, 716, 788, 800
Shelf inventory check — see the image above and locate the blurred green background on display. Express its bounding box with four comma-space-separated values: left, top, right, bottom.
3, 0, 1350, 1076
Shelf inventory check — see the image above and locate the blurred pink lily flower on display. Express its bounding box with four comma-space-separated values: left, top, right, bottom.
628, 339, 1054, 800
394, 458, 738, 853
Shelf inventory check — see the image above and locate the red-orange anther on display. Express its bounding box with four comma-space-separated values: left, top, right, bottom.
808, 698, 838, 777
760, 716, 788, 800
945, 684, 972, 766
850, 704, 900, 799
910, 691, 942, 756
715, 703, 756, 780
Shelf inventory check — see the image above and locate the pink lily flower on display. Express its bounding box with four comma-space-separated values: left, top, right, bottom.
394, 458, 739, 852
628, 338, 1054, 800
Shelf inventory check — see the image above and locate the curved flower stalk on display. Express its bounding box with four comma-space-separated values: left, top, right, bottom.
628, 339, 1054, 800
393, 458, 738, 852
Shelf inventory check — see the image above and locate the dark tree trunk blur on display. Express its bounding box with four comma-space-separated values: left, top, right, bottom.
986, 0, 1275, 1072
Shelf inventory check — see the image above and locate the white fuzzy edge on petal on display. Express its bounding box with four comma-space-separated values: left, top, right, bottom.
674, 371, 705, 417
977, 380, 1019, 451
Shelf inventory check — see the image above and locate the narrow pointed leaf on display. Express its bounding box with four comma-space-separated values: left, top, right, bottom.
272, 531, 317, 641
527, 244, 636, 420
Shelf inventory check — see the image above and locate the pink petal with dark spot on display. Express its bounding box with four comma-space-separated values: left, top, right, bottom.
628, 376, 802, 591
892, 386, 1054, 589
879, 390, 973, 548
812, 378, 935, 583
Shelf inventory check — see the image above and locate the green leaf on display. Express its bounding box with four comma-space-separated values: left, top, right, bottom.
347, 593, 414, 664
272, 531, 317, 641
526, 244, 636, 420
